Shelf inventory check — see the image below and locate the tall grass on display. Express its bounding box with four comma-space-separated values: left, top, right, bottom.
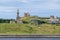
0, 23, 60, 34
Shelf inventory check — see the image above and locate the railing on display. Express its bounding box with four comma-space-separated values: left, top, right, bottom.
0, 34, 60, 38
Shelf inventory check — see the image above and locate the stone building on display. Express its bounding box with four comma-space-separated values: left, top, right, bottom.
58, 19, 60, 21
24, 12, 30, 17
16, 9, 23, 23
16, 9, 20, 21
16, 9, 30, 23
50, 16, 54, 20
56, 17, 60, 21
46, 16, 60, 24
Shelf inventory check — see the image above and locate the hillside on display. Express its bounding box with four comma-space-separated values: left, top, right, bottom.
0, 23, 60, 34
0, 17, 60, 34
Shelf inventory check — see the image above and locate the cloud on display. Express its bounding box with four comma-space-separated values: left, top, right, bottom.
0, 0, 28, 3
0, 6, 17, 12
19, 0, 28, 3
26, 0, 60, 9
0, 0, 60, 15
0, 0, 60, 11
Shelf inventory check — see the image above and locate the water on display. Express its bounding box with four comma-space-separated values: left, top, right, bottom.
0, 38, 60, 40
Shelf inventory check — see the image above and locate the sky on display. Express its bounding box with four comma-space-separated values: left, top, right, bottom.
0, 0, 60, 19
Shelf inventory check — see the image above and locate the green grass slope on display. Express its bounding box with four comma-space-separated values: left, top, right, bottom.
0, 23, 60, 34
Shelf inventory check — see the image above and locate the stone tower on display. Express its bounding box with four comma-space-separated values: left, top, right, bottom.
16, 9, 19, 21
50, 16, 54, 20
24, 12, 30, 17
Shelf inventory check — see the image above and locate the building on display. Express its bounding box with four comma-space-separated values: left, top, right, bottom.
46, 16, 60, 24
16, 9, 30, 23
16, 9, 20, 21
24, 12, 30, 17
16, 9, 23, 23
50, 16, 54, 20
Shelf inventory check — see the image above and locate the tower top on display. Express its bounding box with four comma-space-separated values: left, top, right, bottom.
17, 9, 19, 13
16, 9, 19, 20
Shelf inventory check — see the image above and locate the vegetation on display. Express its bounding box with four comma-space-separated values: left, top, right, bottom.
0, 23, 60, 34
0, 19, 15, 23
0, 17, 60, 34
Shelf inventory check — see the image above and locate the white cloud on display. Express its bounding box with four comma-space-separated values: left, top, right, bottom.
0, 6, 18, 12
0, 0, 29, 3
19, 0, 28, 3
27, 0, 60, 9
0, 0, 60, 12
0, 0, 60, 19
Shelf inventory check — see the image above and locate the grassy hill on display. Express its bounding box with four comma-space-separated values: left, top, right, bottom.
0, 17, 60, 34
0, 23, 60, 34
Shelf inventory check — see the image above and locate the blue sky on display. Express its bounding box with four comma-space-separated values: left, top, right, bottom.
0, 0, 60, 19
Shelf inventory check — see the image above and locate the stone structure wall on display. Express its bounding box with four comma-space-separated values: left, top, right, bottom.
16, 9, 19, 21
50, 16, 54, 20
24, 12, 30, 17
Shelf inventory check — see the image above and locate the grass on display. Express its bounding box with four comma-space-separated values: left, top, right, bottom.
0, 23, 60, 34
37, 24, 60, 34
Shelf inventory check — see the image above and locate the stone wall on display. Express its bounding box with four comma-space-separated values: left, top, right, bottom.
50, 16, 54, 20
24, 12, 30, 17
